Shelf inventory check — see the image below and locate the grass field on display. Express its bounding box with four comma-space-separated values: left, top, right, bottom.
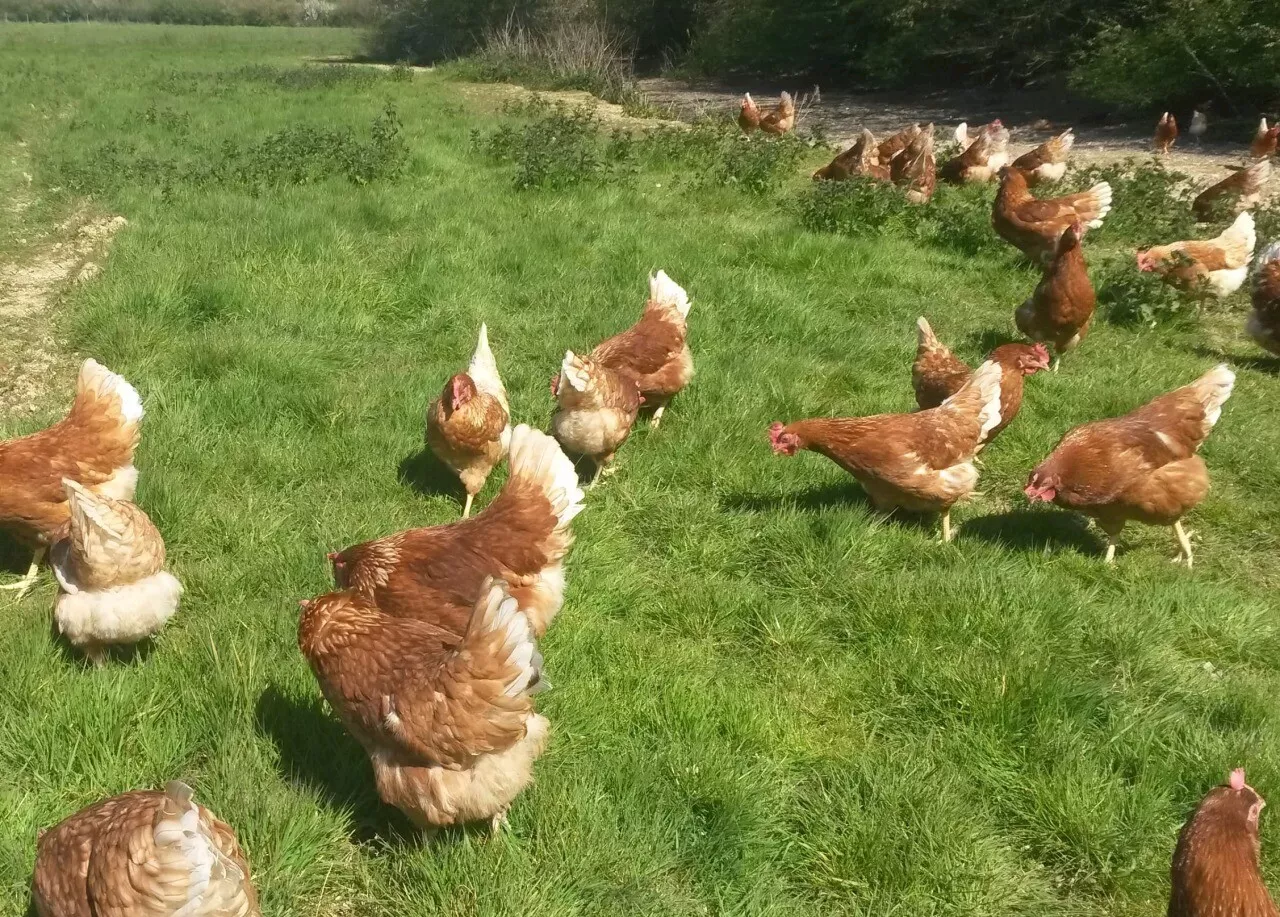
3, 23, 1280, 917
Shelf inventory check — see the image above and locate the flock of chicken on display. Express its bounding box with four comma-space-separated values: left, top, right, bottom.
2, 95, 1279, 915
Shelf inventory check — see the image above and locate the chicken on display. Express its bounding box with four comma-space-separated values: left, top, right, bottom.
1011, 129, 1075, 185
738, 93, 760, 134
32, 781, 259, 917
1252, 118, 1280, 159
426, 323, 511, 518
878, 124, 921, 164
49, 479, 182, 665
331, 425, 583, 637
1155, 112, 1179, 154
551, 350, 642, 486
1169, 768, 1279, 917
758, 91, 795, 136
1192, 159, 1272, 220
1190, 109, 1209, 145
993, 166, 1112, 264
954, 122, 972, 151
941, 120, 1010, 184
0, 359, 142, 597
299, 577, 549, 831
1025, 364, 1235, 566
912, 318, 1049, 443
586, 270, 693, 429
1015, 220, 1097, 370
1246, 241, 1280, 356
769, 360, 1002, 542
1138, 211, 1256, 298
812, 129, 890, 182
892, 122, 936, 204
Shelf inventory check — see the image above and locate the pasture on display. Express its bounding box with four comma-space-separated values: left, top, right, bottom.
2, 23, 1280, 917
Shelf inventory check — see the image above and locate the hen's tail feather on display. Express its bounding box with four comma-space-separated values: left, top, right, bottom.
1080, 182, 1112, 228
506, 425, 585, 541
649, 270, 692, 319
1217, 211, 1257, 265
916, 316, 940, 349
70, 359, 144, 430
62, 478, 126, 541
1186, 364, 1236, 431
942, 360, 1003, 445
465, 578, 546, 697
468, 322, 508, 409
155, 781, 251, 890
558, 351, 591, 395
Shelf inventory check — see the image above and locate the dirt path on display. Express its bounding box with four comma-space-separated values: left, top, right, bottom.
638, 78, 1257, 186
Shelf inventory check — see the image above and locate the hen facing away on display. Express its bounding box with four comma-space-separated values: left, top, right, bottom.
940, 120, 1009, 184
587, 270, 694, 429
912, 318, 1049, 443
0, 359, 142, 597
50, 479, 182, 665
1011, 129, 1074, 186
1247, 241, 1280, 356
1192, 159, 1271, 221
993, 166, 1111, 264
812, 129, 890, 182
1168, 769, 1279, 917
299, 577, 549, 831
770, 361, 1003, 542
1015, 220, 1096, 370
892, 122, 937, 204
551, 350, 642, 487
1138, 211, 1256, 298
332, 425, 583, 638
32, 781, 259, 917
758, 91, 795, 135
426, 322, 511, 518
1025, 364, 1235, 566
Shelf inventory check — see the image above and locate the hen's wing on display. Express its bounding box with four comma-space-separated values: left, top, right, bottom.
912, 317, 972, 409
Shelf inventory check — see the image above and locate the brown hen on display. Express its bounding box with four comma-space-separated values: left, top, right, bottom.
299, 578, 549, 830
1011, 129, 1074, 186
892, 123, 936, 204
0, 359, 142, 596
1192, 159, 1272, 221
1169, 768, 1279, 917
941, 120, 1010, 184
813, 129, 890, 182
770, 361, 1003, 542
32, 781, 259, 917
1026, 364, 1235, 566
426, 323, 511, 518
738, 94, 760, 134
758, 91, 795, 135
1155, 112, 1179, 154
332, 425, 583, 637
993, 166, 1112, 264
1247, 242, 1280, 355
551, 350, 642, 486
1138, 212, 1256, 298
1015, 220, 1097, 369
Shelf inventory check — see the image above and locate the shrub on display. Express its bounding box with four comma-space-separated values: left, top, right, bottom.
473, 98, 619, 190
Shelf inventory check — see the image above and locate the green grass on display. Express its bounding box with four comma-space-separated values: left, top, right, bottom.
3, 22, 1280, 917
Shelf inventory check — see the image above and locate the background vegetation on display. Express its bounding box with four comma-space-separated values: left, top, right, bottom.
3, 22, 1280, 917
368, 0, 1280, 111
0, 0, 375, 27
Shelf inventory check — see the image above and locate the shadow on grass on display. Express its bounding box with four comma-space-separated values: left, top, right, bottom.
254, 684, 418, 844
398, 446, 464, 501
967, 327, 1018, 355
720, 481, 937, 534
1189, 343, 1280, 374
0, 531, 31, 577
961, 508, 1103, 555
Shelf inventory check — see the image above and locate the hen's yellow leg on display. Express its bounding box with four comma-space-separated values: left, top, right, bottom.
463, 494, 474, 519
651, 406, 666, 429
941, 511, 953, 543
1104, 537, 1117, 564
0, 547, 44, 596
1174, 521, 1194, 569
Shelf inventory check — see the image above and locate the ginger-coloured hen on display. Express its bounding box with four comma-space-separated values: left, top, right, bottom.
32, 781, 259, 917
1025, 364, 1235, 566
738, 94, 760, 134
0, 359, 142, 596
1155, 112, 1178, 154
941, 120, 1009, 184
333, 425, 582, 637
551, 350, 642, 486
1169, 768, 1279, 917
1252, 118, 1279, 160
426, 323, 511, 518
993, 166, 1111, 264
813, 129, 890, 182
892, 123, 936, 204
770, 361, 1003, 542
588, 270, 694, 429
1138, 211, 1256, 298
299, 578, 549, 831
1192, 159, 1271, 221
758, 92, 795, 135
878, 124, 921, 164
1015, 220, 1096, 370
913, 318, 1048, 443
1011, 128, 1074, 186
1247, 241, 1280, 355
50, 479, 182, 665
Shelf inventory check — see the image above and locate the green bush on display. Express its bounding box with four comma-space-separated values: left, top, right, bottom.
0, 0, 377, 24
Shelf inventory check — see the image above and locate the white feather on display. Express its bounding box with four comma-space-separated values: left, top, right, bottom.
560, 351, 589, 393
507, 424, 585, 530
1207, 266, 1249, 297
54, 570, 182, 649
80, 358, 143, 423
1086, 182, 1112, 228
649, 270, 691, 318
467, 322, 508, 410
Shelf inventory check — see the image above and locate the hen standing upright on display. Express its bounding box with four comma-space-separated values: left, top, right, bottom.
50, 479, 183, 665
1192, 159, 1272, 220
32, 781, 259, 917
551, 351, 642, 486
299, 578, 549, 831
1155, 112, 1179, 154
1169, 769, 1279, 917
892, 123, 937, 204
1011, 129, 1075, 185
993, 166, 1112, 264
0, 359, 143, 596
738, 94, 760, 134
333, 425, 583, 637
1025, 365, 1235, 566
426, 323, 511, 518
1251, 118, 1279, 159
770, 361, 1003, 542
758, 92, 795, 135
1016, 220, 1097, 370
